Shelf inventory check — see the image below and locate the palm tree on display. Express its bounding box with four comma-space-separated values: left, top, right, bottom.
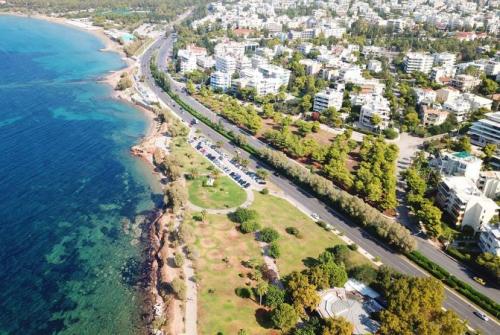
256, 168, 269, 181
256, 281, 268, 305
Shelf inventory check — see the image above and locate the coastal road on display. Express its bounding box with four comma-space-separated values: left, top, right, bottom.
139, 36, 500, 335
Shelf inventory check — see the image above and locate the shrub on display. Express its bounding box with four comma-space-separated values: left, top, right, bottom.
349, 264, 378, 285
174, 253, 185, 268
171, 277, 186, 300
316, 220, 328, 230
231, 207, 258, 223
235, 287, 252, 299
383, 127, 399, 139
348, 243, 358, 251
260, 227, 280, 243
285, 227, 300, 236
264, 285, 285, 308
268, 242, 281, 258
261, 188, 270, 195
240, 221, 261, 233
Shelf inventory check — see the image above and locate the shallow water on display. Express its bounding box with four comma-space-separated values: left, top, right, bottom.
0, 16, 161, 334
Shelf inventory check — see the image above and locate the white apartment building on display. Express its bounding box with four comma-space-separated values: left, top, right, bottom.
404, 52, 434, 74
469, 112, 500, 147
451, 74, 481, 92
413, 88, 437, 105
215, 55, 237, 74
421, 107, 449, 127
177, 44, 207, 73
258, 64, 291, 87
433, 52, 457, 67
436, 176, 498, 231
313, 89, 343, 113
300, 59, 323, 75
477, 171, 500, 199
479, 224, 500, 256
443, 96, 472, 122
358, 95, 391, 131
485, 60, 500, 77
430, 66, 455, 84
430, 151, 482, 182
367, 59, 382, 73
210, 71, 231, 91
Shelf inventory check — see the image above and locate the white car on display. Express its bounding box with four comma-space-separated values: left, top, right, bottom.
474, 311, 489, 321
311, 213, 320, 221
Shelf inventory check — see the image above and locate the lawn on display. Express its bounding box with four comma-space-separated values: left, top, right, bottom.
187, 214, 277, 335
169, 137, 212, 175
249, 192, 370, 275
188, 176, 247, 209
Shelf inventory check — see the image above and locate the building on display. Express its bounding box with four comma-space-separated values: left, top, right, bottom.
358, 95, 391, 131
443, 96, 472, 122
433, 52, 457, 67
404, 52, 434, 74
367, 59, 382, 73
177, 44, 207, 73
421, 106, 449, 127
430, 151, 482, 182
436, 176, 498, 230
479, 224, 500, 256
313, 89, 343, 113
451, 74, 481, 92
300, 59, 323, 75
469, 112, 500, 147
215, 55, 237, 74
477, 171, 500, 199
431, 66, 455, 84
485, 60, 500, 77
210, 71, 231, 91
258, 64, 291, 87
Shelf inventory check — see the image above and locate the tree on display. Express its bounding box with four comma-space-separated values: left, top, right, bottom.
260, 227, 280, 243
201, 209, 208, 222
256, 281, 269, 305
271, 303, 299, 332
256, 168, 269, 181
322, 316, 354, 335
116, 73, 132, 90
404, 111, 420, 131
265, 285, 285, 308
186, 79, 196, 95
417, 201, 443, 237
240, 221, 261, 233
483, 143, 497, 160
301, 95, 313, 112
379, 277, 466, 335
479, 77, 499, 96
453, 136, 471, 153
171, 277, 186, 300
286, 271, 320, 316
174, 253, 185, 267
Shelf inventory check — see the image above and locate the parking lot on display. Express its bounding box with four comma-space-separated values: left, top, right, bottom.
189, 136, 266, 190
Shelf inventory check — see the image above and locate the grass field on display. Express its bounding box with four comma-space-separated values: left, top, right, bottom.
188, 214, 276, 335
249, 192, 370, 275
188, 176, 247, 209
169, 137, 212, 175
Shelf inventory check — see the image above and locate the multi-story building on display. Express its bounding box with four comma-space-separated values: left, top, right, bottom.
404, 52, 434, 74
436, 176, 498, 231
300, 59, 323, 75
451, 74, 481, 92
210, 71, 232, 91
258, 64, 291, 87
313, 89, 343, 113
479, 224, 500, 256
469, 112, 500, 147
421, 106, 449, 127
215, 55, 237, 74
367, 59, 382, 73
177, 44, 207, 73
430, 151, 482, 182
433, 52, 457, 67
477, 171, 500, 199
358, 95, 391, 131
485, 60, 500, 77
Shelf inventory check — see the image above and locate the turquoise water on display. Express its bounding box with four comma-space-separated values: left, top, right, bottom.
0, 16, 161, 334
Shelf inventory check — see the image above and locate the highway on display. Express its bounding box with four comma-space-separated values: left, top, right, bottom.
139, 35, 500, 334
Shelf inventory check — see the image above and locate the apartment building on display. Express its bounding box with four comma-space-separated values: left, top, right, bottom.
404, 52, 434, 74
313, 89, 343, 113
430, 151, 482, 182
367, 59, 382, 73
177, 44, 207, 73
210, 71, 232, 91
215, 55, 237, 74
358, 95, 391, 131
451, 74, 481, 92
469, 112, 500, 147
485, 60, 500, 77
421, 107, 449, 127
258, 64, 291, 87
436, 176, 498, 231
477, 171, 500, 199
479, 224, 500, 256
433, 52, 457, 67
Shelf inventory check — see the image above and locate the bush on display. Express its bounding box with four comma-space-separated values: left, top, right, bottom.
231, 207, 258, 223
174, 253, 185, 268
316, 220, 329, 230
268, 242, 281, 258
235, 287, 252, 299
383, 127, 399, 139
349, 264, 378, 285
348, 243, 358, 251
264, 285, 285, 308
285, 227, 300, 236
260, 188, 270, 195
171, 277, 186, 300
240, 221, 261, 234
260, 227, 280, 243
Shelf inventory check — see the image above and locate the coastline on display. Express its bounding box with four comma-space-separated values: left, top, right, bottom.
1, 11, 171, 334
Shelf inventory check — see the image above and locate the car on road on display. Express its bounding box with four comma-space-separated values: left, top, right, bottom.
473, 277, 486, 286
474, 311, 489, 321
311, 213, 320, 221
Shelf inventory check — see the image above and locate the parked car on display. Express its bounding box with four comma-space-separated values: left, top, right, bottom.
473, 277, 486, 286
311, 213, 320, 221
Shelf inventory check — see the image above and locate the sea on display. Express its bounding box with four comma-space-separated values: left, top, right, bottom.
0, 15, 162, 334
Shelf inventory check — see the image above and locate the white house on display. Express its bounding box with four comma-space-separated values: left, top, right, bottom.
430, 151, 482, 182
479, 224, 500, 256
210, 71, 232, 91
358, 95, 391, 131
313, 89, 343, 113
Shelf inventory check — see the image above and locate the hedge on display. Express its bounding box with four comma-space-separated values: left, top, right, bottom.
408, 251, 500, 319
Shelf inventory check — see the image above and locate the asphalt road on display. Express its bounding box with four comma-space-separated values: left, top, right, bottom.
139, 35, 500, 334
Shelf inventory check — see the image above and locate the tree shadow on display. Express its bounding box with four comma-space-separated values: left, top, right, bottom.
255, 308, 274, 329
